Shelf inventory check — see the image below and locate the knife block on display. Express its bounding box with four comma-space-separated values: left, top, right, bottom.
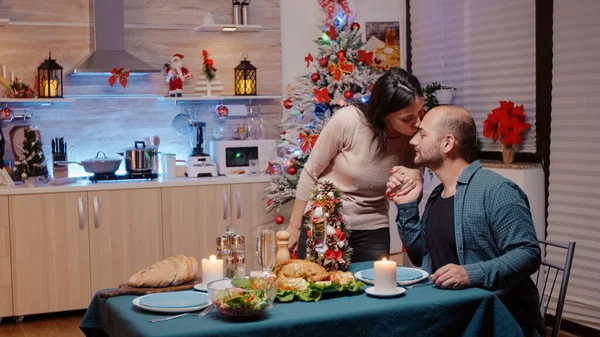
52, 154, 68, 179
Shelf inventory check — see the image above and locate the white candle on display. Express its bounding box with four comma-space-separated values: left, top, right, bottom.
374, 258, 397, 294
10, 72, 14, 82
2, 65, 5, 79
201, 255, 224, 286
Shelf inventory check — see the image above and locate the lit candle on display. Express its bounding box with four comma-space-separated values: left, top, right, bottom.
201, 255, 224, 286
41, 80, 57, 97
374, 258, 397, 294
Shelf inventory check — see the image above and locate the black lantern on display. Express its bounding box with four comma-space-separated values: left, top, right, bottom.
234, 53, 257, 96
37, 51, 63, 98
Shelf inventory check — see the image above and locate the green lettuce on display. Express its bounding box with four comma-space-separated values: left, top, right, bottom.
276, 279, 365, 302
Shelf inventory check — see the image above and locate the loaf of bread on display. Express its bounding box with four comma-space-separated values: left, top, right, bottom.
127, 254, 199, 288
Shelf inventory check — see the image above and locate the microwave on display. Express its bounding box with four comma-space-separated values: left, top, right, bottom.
209, 140, 277, 176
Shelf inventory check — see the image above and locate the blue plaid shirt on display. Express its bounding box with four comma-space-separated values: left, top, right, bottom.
396, 161, 543, 336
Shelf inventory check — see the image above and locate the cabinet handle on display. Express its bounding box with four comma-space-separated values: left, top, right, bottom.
222, 190, 228, 220
93, 196, 100, 228
236, 189, 241, 219
78, 197, 85, 230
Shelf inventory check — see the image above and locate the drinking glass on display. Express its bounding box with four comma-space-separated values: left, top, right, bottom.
256, 226, 276, 275
249, 159, 259, 175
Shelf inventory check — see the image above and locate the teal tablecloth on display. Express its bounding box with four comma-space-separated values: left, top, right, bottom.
80, 262, 524, 337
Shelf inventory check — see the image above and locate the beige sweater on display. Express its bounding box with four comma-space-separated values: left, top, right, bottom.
296, 105, 414, 231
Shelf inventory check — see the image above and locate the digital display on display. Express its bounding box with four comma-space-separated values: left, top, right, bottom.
225, 147, 258, 167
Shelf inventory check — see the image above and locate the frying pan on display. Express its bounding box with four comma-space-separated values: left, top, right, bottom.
55, 151, 122, 175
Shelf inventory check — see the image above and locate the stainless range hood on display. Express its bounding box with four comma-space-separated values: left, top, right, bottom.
71, 0, 159, 75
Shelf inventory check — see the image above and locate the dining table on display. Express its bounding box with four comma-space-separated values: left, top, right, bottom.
79, 261, 524, 337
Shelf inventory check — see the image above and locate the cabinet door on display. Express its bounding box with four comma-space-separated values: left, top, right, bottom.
162, 184, 230, 274
88, 189, 162, 293
230, 183, 271, 271
0, 196, 12, 317
10, 192, 91, 315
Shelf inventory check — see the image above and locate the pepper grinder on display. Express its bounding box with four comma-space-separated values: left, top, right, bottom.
232, 0, 241, 25
276, 230, 291, 264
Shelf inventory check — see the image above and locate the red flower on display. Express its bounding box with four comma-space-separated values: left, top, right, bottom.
482, 114, 499, 142
482, 101, 530, 147
498, 117, 530, 147
325, 249, 335, 260
335, 250, 343, 261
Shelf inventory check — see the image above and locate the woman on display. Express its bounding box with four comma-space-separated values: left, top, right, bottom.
288, 68, 425, 262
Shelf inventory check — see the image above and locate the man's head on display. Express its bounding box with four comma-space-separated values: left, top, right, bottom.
410, 105, 477, 169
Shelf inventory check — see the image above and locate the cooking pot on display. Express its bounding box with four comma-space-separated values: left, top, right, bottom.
119, 141, 157, 173
55, 151, 122, 174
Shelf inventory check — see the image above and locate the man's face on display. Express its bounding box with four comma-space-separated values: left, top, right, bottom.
410, 113, 444, 169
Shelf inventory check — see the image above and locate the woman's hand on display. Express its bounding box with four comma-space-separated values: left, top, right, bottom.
386, 166, 423, 204
287, 216, 302, 251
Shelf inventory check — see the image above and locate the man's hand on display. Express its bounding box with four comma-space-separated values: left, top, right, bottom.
431, 264, 470, 290
386, 166, 423, 204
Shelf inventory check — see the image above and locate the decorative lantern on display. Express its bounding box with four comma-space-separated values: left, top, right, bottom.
37, 51, 63, 98
234, 53, 257, 96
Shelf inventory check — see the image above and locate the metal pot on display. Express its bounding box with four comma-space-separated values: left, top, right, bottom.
55, 151, 122, 174
119, 141, 157, 173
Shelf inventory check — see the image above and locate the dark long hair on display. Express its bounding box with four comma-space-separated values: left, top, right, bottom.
353, 68, 423, 153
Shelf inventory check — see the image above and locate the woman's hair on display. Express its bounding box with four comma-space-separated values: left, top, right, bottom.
353, 68, 423, 153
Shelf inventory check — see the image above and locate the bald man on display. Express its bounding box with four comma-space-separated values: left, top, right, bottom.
388, 106, 543, 337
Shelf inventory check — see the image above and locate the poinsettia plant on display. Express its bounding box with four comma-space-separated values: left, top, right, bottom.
483, 101, 531, 147
202, 50, 217, 81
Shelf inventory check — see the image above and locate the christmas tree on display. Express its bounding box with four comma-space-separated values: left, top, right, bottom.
265, 2, 379, 218
13, 126, 48, 180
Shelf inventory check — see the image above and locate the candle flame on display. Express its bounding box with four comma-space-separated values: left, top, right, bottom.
209, 255, 216, 260
382, 258, 387, 262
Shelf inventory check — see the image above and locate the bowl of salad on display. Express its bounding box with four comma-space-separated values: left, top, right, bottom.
207, 276, 277, 319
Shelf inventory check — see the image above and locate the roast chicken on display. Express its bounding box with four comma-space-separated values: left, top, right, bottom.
274, 259, 355, 291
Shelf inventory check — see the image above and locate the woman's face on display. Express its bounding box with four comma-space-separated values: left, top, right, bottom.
385, 96, 425, 137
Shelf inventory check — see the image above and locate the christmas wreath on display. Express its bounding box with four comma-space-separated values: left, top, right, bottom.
304, 181, 353, 272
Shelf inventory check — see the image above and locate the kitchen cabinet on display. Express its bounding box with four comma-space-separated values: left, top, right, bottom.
162, 182, 270, 273
87, 189, 163, 294
9, 192, 91, 315
0, 196, 12, 318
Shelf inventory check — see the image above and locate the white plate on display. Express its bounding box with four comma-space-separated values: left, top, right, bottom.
193, 283, 207, 292
354, 268, 429, 286
365, 286, 406, 298
133, 293, 211, 313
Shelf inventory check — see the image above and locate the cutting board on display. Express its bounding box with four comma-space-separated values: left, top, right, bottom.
99, 277, 202, 298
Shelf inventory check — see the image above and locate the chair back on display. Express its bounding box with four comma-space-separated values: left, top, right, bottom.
535, 240, 576, 337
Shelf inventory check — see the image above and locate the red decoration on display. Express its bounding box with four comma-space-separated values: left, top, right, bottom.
299, 131, 319, 154
351, 22, 360, 31
369, 83, 374, 91
358, 49, 373, 66
483, 101, 530, 147
305, 53, 314, 68
267, 200, 274, 206
336, 50, 346, 59
287, 166, 297, 175
1, 106, 13, 122
283, 98, 293, 109
108, 67, 130, 89
314, 87, 331, 104
267, 161, 275, 175
216, 104, 229, 117
326, 25, 338, 41
274, 215, 285, 225
318, 0, 352, 26
319, 57, 329, 67
311, 73, 320, 82
344, 90, 354, 100
328, 56, 355, 81
374, 57, 382, 65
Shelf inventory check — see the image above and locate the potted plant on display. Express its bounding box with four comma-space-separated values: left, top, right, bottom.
482, 101, 531, 164
422, 82, 456, 111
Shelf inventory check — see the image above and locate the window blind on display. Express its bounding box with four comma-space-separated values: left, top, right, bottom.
548, 0, 600, 329
410, 0, 537, 153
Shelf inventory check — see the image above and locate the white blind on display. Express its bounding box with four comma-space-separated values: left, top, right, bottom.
549, 0, 600, 330
410, 0, 537, 153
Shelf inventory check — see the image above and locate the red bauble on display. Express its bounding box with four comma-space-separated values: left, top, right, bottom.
351, 22, 360, 31
283, 98, 293, 109
216, 105, 229, 117
287, 166, 297, 175
267, 200, 274, 206
369, 83, 374, 91
274, 215, 285, 225
344, 90, 354, 100
319, 57, 328, 67
336, 50, 346, 59
0, 106, 13, 122
311, 73, 320, 82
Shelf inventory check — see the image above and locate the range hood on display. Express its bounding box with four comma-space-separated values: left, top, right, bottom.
71, 0, 159, 75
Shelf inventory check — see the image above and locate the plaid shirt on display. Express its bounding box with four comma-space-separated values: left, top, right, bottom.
396, 161, 543, 335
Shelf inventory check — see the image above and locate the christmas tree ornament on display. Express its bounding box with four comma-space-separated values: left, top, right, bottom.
108, 67, 130, 89
165, 53, 192, 97
267, 199, 274, 206
369, 83, 374, 91
283, 98, 293, 109
216, 104, 229, 117
358, 49, 374, 66
319, 57, 329, 67
336, 50, 346, 59
311, 73, 320, 82
287, 166, 297, 175
344, 90, 354, 100
274, 215, 285, 225
304, 53, 314, 68
351, 22, 360, 31
1, 106, 13, 122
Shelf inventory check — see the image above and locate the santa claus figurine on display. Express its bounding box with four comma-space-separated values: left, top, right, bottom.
165, 53, 193, 97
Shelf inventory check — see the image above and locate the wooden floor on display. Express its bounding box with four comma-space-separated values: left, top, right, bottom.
0, 310, 584, 337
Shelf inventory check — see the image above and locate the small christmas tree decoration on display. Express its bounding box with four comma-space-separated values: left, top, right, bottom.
267, 199, 274, 206
344, 90, 353, 100
108, 67, 130, 89
274, 214, 285, 225
351, 22, 360, 31
196, 50, 222, 96
287, 166, 297, 175
13, 126, 48, 184
283, 98, 293, 109
1, 106, 13, 122
336, 50, 346, 59
311, 73, 320, 82
319, 57, 329, 67
216, 104, 229, 117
